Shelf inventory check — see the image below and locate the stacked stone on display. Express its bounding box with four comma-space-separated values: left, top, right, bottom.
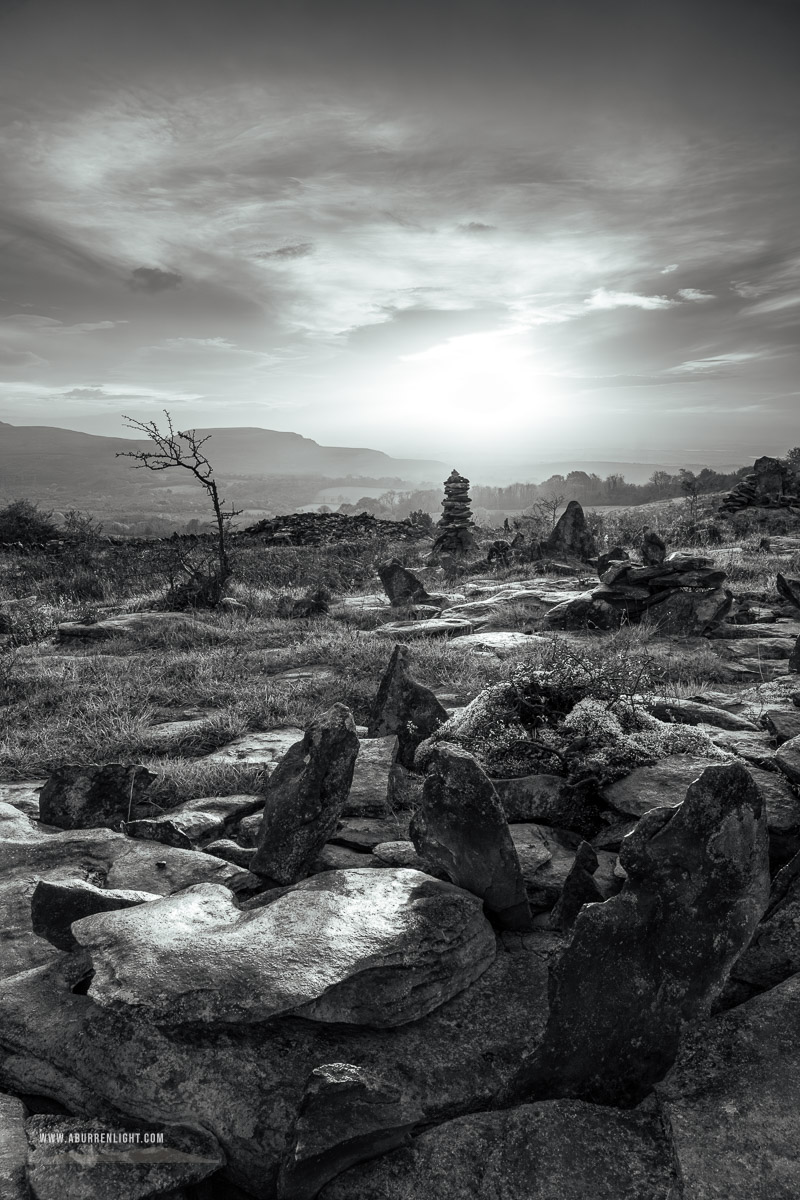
546, 551, 732, 633
431, 470, 477, 556
720, 456, 800, 515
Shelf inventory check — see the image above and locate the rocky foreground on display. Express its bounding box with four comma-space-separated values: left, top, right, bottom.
3, 554, 800, 1197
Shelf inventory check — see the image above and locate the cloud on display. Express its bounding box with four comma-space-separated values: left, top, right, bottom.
459, 222, 496, 232
127, 267, 183, 293
668, 352, 760, 375
661, 264, 679, 273
585, 288, 675, 311
677, 288, 715, 302
255, 243, 314, 260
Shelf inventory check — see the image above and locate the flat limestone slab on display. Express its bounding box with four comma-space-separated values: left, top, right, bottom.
203, 727, 304, 770
376, 618, 474, 639
73, 870, 497, 1028
449, 632, 549, 656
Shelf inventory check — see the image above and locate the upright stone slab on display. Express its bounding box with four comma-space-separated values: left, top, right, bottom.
367, 644, 449, 769
541, 500, 596, 562
39, 763, 156, 830
251, 705, 359, 883
640, 528, 666, 565
377, 560, 434, 607
411, 743, 533, 931
506, 762, 770, 1105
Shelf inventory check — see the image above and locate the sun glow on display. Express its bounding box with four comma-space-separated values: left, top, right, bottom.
388, 329, 567, 439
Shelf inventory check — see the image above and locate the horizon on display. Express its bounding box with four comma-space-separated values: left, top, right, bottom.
1, 0, 799, 465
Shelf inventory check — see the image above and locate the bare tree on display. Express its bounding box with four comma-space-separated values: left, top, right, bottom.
116, 411, 240, 607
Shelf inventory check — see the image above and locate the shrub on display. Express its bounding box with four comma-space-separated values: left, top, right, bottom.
0, 499, 59, 544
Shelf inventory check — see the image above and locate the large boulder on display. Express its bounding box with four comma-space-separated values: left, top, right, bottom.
367, 645, 449, 769
411, 745, 532, 931
656, 973, 800, 1199
726, 851, 800, 996
540, 501, 597, 562
251, 704, 360, 883
318, 1099, 675, 1200
122, 793, 263, 849
71, 870, 497, 1028
24, 1114, 224, 1200
38, 764, 156, 830
278, 1064, 424, 1200
506, 762, 770, 1105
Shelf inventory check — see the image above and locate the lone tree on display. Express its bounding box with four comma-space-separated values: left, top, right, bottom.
117, 411, 240, 607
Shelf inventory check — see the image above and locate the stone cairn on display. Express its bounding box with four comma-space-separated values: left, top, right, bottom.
430, 470, 477, 557
547, 547, 732, 633
720, 455, 800, 516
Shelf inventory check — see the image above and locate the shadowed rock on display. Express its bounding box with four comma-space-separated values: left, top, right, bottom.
367, 645, 449, 769
726, 849, 800, 997
318, 1099, 676, 1200
278, 1064, 424, 1200
541, 501, 597, 562
30, 878, 159, 952
71, 871, 496, 1028
252, 704, 360, 883
377, 560, 434, 607
548, 842, 603, 932
656, 974, 800, 1199
39, 763, 156, 830
776, 573, 800, 610
505, 761, 770, 1106
411, 744, 533, 931
640, 528, 667, 565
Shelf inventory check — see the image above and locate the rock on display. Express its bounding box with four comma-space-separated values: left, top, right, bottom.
697, 725, 776, 768
602, 754, 725, 818
0, 1092, 27, 1200
30, 878, 159, 952
203, 838, 257, 868
541, 501, 596, 562
312, 845, 376, 872
646, 588, 733, 634
331, 816, 410, 851
790, 636, 800, 674
548, 841, 603, 932
375, 617, 474, 640
367, 645, 448, 769
0, 781, 44, 818
776, 734, 800, 785
747, 766, 800, 865
645, 697, 759, 731
776, 572, 800, 610
591, 817, 638, 851
0, 801, 250, 980
377, 560, 435, 608
123, 794, 263, 850
656, 973, 800, 1199
543, 593, 619, 631
56, 611, 228, 644
38, 764, 156, 831
371, 841, 433, 872
0, 935, 550, 1198
340, 735, 397, 817
596, 546, 629, 574
507, 762, 770, 1105
510, 824, 618, 912
203, 726, 304, 770
25, 1114, 224, 1200
640, 528, 667, 565
727, 851, 800, 995
278, 1064, 424, 1200
318, 1099, 676, 1200
765, 708, 800, 744
493, 775, 598, 836
251, 705, 360, 883
72, 870, 496, 1028
411, 745, 532, 931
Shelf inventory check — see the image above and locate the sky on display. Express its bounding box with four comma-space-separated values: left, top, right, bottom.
0, 0, 798, 474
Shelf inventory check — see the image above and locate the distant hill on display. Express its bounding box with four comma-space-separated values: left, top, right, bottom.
0, 421, 448, 491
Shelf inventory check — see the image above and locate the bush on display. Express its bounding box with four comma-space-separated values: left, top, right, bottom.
0, 499, 59, 544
